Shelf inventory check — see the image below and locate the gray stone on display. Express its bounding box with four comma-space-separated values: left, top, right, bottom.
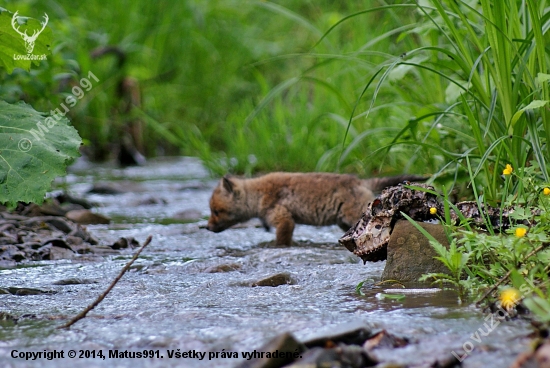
236, 332, 305, 368
363, 330, 408, 351
7, 287, 57, 296
285, 345, 375, 368
65, 209, 110, 225
87, 183, 125, 195
303, 323, 373, 348
381, 220, 450, 282
53, 278, 97, 285
110, 237, 139, 249
252, 272, 294, 287
48, 246, 77, 260
283, 347, 336, 368
205, 263, 241, 273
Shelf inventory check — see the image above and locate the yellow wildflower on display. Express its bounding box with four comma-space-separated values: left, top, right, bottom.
500, 288, 521, 309
544, 187, 550, 196
429, 207, 437, 215
515, 227, 527, 238
502, 164, 513, 176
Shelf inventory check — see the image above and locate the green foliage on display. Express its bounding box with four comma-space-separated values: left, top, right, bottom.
0, 7, 81, 206
403, 0, 550, 201
524, 296, 550, 322
2, 0, 547, 184
0, 100, 81, 206
418, 164, 550, 318
376, 293, 406, 301
355, 280, 367, 296
0, 0, 442, 176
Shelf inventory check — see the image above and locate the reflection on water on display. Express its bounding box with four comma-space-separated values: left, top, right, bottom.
0, 157, 532, 367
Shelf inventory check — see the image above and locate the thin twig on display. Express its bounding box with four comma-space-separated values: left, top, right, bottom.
58, 235, 153, 329
475, 242, 548, 306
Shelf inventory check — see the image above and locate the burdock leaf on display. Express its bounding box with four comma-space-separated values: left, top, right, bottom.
0, 100, 81, 206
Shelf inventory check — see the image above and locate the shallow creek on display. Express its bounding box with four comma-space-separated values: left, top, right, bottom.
0, 157, 533, 367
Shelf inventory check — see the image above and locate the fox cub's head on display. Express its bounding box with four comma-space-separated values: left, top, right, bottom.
207, 176, 247, 233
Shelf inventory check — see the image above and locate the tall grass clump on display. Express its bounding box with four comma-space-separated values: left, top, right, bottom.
333, 0, 550, 201
426, 0, 550, 202
346, 1, 550, 313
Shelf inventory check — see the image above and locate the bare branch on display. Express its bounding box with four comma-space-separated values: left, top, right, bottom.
57, 235, 153, 329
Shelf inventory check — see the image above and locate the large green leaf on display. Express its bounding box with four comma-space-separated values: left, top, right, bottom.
0, 7, 52, 73
0, 101, 81, 206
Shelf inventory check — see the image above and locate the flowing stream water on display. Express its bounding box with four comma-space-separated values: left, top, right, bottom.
0, 157, 533, 367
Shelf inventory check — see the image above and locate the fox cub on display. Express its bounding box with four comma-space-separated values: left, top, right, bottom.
207, 172, 425, 245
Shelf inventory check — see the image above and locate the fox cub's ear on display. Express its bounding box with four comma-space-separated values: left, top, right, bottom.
222, 175, 235, 193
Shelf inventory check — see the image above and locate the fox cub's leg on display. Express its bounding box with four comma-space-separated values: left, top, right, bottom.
266, 205, 295, 246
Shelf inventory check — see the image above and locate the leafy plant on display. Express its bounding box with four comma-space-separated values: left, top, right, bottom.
0, 8, 81, 206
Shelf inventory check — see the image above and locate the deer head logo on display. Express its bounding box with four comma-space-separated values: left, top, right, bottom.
11, 11, 49, 54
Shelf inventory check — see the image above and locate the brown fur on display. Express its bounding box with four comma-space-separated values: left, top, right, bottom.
207, 172, 425, 245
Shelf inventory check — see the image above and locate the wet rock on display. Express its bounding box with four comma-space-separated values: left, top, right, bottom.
69, 225, 99, 245
54, 192, 94, 209
235, 332, 305, 368
0, 213, 28, 221
381, 220, 451, 282
252, 272, 294, 287
135, 197, 167, 206
14, 203, 45, 217
48, 246, 77, 260
0, 235, 18, 245
21, 216, 75, 234
8, 250, 26, 262
286, 345, 376, 368
2, 244, 24, 261
69, 244, 92, 254
0, 211, 108, 262
42, 238, 72, 248
304, 323, 373, 348
87, 245, 120, 255
111, 237, 139, 250
363, 330, 408, 351
87, 183, 125, 195
205, 263, 241, 273
7, 287, 57, 296
37, 203, 67, 216
60, 203, 86, 213
66, 209, 111, 225
65, 235, 84, 246
434, 353, 461, 368
283, 347, 336, 368
53, 278, 97, 285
